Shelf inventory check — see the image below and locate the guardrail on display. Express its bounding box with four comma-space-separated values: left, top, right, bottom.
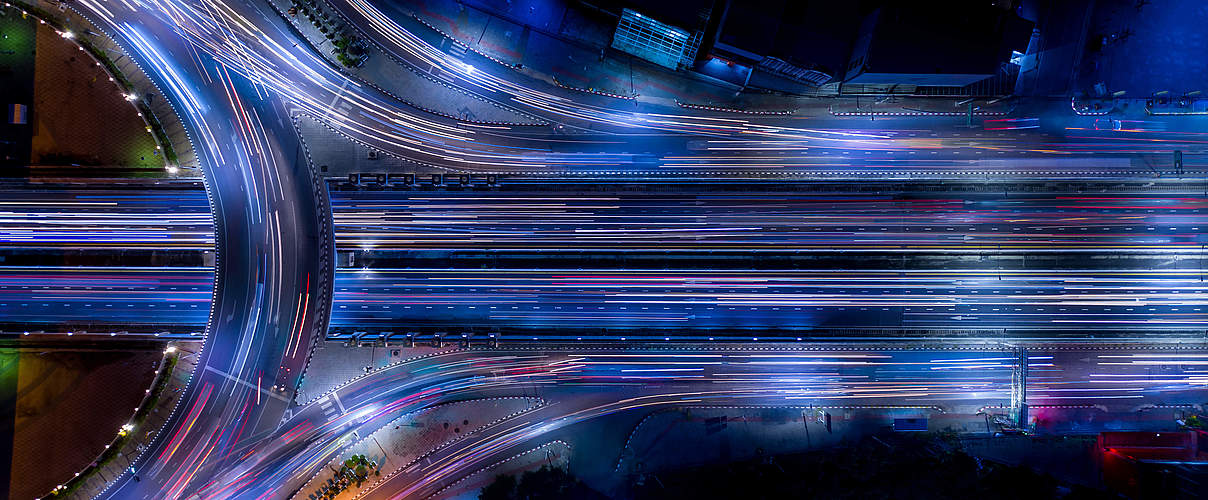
675, 100, 795, 115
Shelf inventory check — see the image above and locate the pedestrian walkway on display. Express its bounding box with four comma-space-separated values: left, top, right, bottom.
294, 343, 451, 404
292, 397, 543, 499
292, 114, 442, 180
265, 0, 541, 125
1075, 0, 1208, 97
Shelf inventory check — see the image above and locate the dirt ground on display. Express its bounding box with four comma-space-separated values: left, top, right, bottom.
30, 23, 163, 169
7, 349, 160, 500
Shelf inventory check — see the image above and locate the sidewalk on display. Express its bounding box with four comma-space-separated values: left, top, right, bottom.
292, 114, 444, 180
295, 342, 452, 404
292, 397, 542, 499
266, 0, 541, 125
1074, 0, 1208, 98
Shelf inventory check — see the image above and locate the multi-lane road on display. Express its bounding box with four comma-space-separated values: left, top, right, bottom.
0, 183, 213, 250
329, 268, 1208, 336
191, 345, 1208, 499
327, 183, 1208, 337
0, 183, 214, 336
5, 0, 1205, 496
330, 184, 1208, 253
0, 267, 210, 334
11, 183, 1208, 338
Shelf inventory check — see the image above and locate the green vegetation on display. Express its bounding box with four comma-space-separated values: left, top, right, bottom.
312, 453, 380, 499
42, 352, 179, 498
480, 466, 607, 500
287, 0, 367, 68
0, 8, 36, 53
1179, 414, 1206, 430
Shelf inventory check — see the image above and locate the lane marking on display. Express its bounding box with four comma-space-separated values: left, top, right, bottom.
205, 366, 290, 402
331, 391, 348, 414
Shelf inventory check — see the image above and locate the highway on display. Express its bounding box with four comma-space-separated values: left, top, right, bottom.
329, 268, 1208, 336
323, 0, 1208, 180
13, 184, 1208, 338
0, 184, 213, 249
41, 0, 1204, 181
351, 347, 1207, 499
183, 345, 1208, 499
0, 267, 210, 334
331, 185, 1208, 253
327, 184, 1208, 336
14, 0, 1203, 496
353, 346, 1208, 499
0, 183, 214, 336
48, 0, 330, 497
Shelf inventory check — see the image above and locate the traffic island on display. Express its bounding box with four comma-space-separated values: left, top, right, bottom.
292, 397, 543, 500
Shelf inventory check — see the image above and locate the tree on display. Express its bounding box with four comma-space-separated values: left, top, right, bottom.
479, 466, 606, 500
516, 467, 580, 500
479, 474, 517, 500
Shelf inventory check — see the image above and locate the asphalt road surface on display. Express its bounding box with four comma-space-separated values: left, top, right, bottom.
0, 267, 210, 334
25, 0, 1207, 497
329, 268, 1208, 335
196, 345, 1208, 499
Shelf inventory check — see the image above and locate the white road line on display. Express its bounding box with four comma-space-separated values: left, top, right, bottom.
331, 391, 348, 414
204, 366, 290, 402
321, 78, 352, 123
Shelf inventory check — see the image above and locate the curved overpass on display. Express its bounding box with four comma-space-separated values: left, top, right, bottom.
46, 0, 332, 496
35, 0, 1207, 497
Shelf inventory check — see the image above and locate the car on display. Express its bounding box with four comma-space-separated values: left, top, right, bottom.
1093, 118, 1123, 131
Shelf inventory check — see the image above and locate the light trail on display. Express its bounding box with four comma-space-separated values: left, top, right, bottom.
329, 268, 1208, 333
0, 187, 214, 249
0, 267, 212, 333
330, 189, 1208, 252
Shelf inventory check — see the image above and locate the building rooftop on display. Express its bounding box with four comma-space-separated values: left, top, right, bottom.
846, 2, 1033, 85
713, 0, 861, 77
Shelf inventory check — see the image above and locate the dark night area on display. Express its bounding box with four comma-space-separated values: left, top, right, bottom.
2, 0, 1208, 498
